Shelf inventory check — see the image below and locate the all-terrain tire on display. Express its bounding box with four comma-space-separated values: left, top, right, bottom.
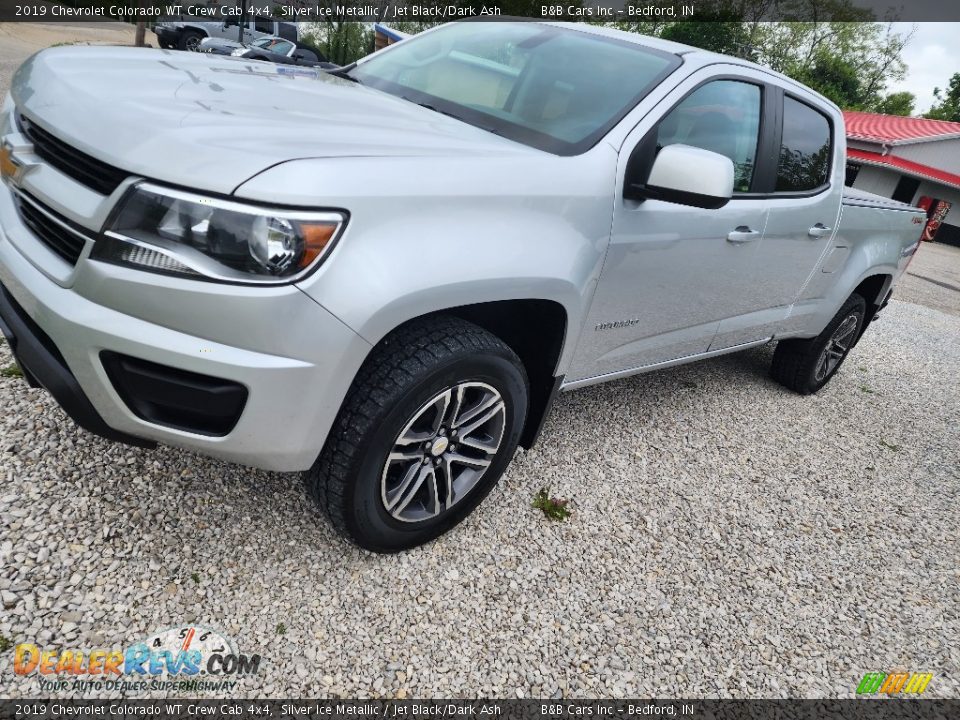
770, 293, 867, 395
304, 316, 528, 553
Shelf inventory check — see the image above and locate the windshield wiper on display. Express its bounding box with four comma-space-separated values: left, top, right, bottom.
413, 101, 462, 120
411, 100, 507, 138
325, 62, 359, 82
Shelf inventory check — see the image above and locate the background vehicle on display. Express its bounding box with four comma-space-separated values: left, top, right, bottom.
153, 19, 297, 52
0, 23, 925, 552
200, 35, 333, 67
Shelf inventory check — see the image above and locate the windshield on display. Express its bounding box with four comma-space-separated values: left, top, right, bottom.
350, 23, 681, 155
253, 37, 294, 54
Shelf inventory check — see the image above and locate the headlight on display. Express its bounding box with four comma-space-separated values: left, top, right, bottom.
93, 183, 345, 284
230, 48, 246, 56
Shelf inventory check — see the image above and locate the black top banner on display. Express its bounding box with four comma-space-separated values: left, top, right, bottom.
2, 701, 960, 720
0, 0, 958, 24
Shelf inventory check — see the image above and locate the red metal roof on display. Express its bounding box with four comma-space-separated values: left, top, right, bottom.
848, 147, 960, 190
844, 111, 960, 144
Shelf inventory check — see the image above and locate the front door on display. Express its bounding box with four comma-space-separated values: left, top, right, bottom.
569, 74, 772, 383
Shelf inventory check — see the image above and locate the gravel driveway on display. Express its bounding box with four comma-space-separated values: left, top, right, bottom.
0, 28, 958, 700
1, 292, 957, 699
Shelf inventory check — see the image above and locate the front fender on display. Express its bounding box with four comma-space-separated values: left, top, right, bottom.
234, 153, 616, 375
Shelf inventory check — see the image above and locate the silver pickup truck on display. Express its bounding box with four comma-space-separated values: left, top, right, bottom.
0, 22, 925, 551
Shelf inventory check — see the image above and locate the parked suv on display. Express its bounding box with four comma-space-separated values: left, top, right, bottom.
0, 22, 924, 551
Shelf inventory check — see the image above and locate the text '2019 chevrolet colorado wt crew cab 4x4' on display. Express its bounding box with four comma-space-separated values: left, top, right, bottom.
0, 22, 925, 551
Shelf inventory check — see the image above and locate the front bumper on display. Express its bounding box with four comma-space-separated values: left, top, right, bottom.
0, 182, 371, 472
0, 282, 153, 448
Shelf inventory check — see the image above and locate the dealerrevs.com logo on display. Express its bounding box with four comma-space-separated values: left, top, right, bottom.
13, 625, 262, 693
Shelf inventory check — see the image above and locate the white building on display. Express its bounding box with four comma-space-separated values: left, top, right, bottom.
844, 111, 960, 247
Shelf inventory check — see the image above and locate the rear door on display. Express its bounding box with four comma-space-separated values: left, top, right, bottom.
710, 90, 843, 349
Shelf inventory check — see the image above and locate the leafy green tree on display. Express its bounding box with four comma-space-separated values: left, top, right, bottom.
614, 1, 911, 111
924, 73, 960, 122
660, 20, 754, 59
791, 53, 863, 108
875, 91, 915, 116
302, 21, 373, 66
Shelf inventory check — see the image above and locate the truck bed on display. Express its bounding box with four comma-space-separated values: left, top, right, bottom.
842, 186, 920, 212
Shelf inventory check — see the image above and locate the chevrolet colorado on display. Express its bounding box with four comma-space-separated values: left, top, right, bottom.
0, 22, 925, 551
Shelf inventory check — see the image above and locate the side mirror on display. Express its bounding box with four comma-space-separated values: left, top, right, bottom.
625, 144, 735, 209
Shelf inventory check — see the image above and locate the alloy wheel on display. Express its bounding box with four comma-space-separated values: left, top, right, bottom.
380, 382, 506, 523
815, 313, 860, 382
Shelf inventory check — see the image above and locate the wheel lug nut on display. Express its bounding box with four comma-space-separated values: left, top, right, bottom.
449, 444, 456, 452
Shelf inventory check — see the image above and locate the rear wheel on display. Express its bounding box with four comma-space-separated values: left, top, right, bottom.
305, 316, 528, 552
770, 293, 866, 395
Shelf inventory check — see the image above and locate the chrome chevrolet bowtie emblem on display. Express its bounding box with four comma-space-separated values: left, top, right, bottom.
0, 135, 38, 186
0, 142, 22, 185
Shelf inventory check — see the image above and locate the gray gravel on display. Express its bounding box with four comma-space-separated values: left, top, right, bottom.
0, 296, 957, 699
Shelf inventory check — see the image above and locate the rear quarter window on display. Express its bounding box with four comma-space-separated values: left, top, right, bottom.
776, 96, 832, 192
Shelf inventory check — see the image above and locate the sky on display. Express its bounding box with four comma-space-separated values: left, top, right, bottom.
888, 22, 960, 115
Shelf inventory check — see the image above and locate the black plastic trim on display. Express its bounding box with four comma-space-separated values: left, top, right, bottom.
627, 183, 730, 210
100, 352, 248, 437
519, 375, 563, 449
0, 283, 156, 449
16, 112, 129, 196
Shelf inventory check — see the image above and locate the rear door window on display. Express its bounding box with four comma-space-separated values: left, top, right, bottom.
776, 97, 832, 192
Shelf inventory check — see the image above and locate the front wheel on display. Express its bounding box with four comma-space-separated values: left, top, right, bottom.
178, 30, 204, 52
305, 316, 528, 552
770, 293, 866, 395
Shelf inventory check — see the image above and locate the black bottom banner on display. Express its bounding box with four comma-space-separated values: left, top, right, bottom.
1, 700, 958, 720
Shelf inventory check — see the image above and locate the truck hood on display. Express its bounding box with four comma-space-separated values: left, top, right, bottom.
11, 46, 531, 195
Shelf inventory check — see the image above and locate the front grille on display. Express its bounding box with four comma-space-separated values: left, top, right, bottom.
17, 113, 128, 196
14, 192, 91, 265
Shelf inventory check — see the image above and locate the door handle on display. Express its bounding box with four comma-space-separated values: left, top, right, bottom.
808, 223, 832, 238
726, 226, 760, 243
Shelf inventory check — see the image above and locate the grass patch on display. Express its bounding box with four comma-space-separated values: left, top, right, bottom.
1, 364, 23, 379
276, 623, 286, 636
879, 439, 901, 452
532, 488, 571, 522
0, 634, 10, 653
190, 572, 200, 584
859, 385, 874, 394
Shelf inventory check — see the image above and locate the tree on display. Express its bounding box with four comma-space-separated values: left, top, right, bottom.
875, 91, 915, 117
660, 20, 754, 59
302, 22, 373, 65
614, 2, 912, 111
791, 53, 863, 108
925, 73, 960, 122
